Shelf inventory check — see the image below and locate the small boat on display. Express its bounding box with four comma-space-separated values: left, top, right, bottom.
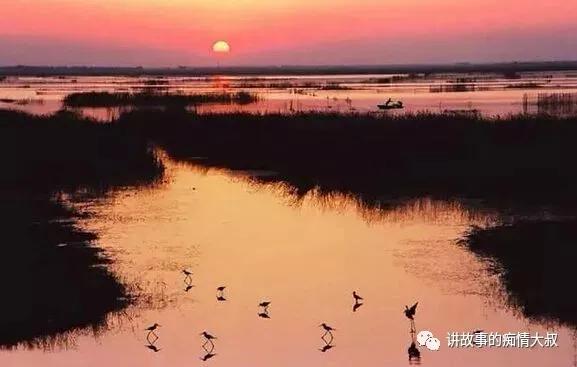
378, 98, 404, 110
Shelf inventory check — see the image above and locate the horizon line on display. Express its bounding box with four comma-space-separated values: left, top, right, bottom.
2, 60, 577, 69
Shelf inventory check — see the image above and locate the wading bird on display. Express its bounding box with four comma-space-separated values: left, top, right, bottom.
146, 323, 161, 332
404, 302, 418, 332
201, 331, 217, 349
320, 323, 335, 333
353, 291, 363, 302
259, 301, 271, 310
404, 302, 418, 320
145, 323, 161, 344
201, 331, 217, 340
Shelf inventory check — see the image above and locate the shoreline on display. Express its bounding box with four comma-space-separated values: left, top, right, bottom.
0, 110, 163, 348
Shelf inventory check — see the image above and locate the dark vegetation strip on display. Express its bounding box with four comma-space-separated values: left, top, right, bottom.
0, 109, 163, 347
0, 110, 163, 190
117, 109, 577, 208
63, 91, 258, 107
1, 195, 128, 348
462, 220, 577, 326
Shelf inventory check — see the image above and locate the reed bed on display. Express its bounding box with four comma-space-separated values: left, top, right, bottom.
464, 220, 577, 327
0, 109, 164, 347
117, 109, 577, 208
63, 91, 259, 107
537, 92, 577, 115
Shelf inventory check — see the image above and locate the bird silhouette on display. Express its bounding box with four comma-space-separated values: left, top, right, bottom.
145, 324, 160, 344
217, 286, 226, 292
404, 302, 418, 320
182, 269, 192, 276
353, 302, 364, 312
259, 301, 271, 308
146, 344, 161, 352
353, 291, 363, 302
216, 295, 226, 301
201, 331, 217, 340
320, 323, 335, 332
145, 323, 161, 332
185, 285, 194, 292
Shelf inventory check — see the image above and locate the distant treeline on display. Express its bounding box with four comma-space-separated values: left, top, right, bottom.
2, 61, 577, 76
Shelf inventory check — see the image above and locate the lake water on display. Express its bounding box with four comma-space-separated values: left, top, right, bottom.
2, 71, 577, 120
1, 155, 575, 366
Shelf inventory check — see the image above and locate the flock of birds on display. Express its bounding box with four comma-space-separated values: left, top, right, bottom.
144, 269, 420, 361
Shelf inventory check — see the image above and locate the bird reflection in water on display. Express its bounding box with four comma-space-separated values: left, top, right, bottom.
319, 343, 335, 353
408, 340, 421, 364
145, 343, 161, 353
406, 305, 421, 365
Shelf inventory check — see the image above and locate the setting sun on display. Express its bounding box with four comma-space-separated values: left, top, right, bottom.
212, 41, 231, 53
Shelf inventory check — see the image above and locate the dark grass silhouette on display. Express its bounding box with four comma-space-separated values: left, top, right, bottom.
63, 91, 258, 108
463, 220, 577, 327
0, 109, 164, 348
117, 109, 577, 209
0, 109, 163, 191
0, 196, 129, 348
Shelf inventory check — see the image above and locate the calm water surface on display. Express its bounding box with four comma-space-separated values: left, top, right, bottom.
2, 72, 577, 119
1, 155, 575, 366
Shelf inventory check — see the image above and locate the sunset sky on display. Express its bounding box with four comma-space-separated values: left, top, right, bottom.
2, 0, 577, 66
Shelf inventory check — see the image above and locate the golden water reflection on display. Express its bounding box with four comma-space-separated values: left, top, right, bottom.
0, 157, 574, 366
